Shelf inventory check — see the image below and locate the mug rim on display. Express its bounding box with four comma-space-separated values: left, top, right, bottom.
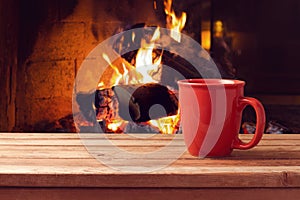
177, 78, 245, 87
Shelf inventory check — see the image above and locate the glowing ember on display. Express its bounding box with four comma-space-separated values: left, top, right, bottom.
149, 110, 180, 134
164, 0, 186, 42
97, 81, 104, 88
107, 119, 127, 132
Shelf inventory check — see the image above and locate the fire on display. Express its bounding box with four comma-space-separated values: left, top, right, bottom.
102, 53, 123, 87
149, 110, 180, 134
107, 119, 126, 133
98, 1, 187, 134
102, 28, 162, 87
134, 27, 162, 84
164, 0, 186, 42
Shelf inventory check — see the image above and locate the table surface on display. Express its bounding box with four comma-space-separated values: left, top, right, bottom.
1, 133, 300, 199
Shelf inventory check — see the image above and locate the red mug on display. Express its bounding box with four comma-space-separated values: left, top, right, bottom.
178, 79, 265, 157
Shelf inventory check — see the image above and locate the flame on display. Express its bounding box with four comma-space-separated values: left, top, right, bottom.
149, 110, 180, 134
99, 1, 187, 133
134, 27, 162, 84
103, 27, 162, 87
102, 28, 167, 133
164, 0, 186, 42
107, 119, 127, 132
97, 81, 104, 88
102, 53, 123, 87
201, 30, 211, 50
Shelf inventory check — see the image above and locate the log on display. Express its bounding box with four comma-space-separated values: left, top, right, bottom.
112, 83, 178, 122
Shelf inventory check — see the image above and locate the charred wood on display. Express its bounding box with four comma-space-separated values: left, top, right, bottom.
113, 83, 178, 123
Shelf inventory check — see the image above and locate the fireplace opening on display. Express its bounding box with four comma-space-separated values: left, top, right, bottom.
74, 15, 220, 134
1, 0, 300, 133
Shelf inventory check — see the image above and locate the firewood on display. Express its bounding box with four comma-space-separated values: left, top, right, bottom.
113, 83, 178, 122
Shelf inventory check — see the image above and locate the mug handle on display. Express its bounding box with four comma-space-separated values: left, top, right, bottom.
232, 97, 266, 150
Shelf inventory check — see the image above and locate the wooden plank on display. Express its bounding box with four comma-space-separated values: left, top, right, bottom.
0, 139, 84, 146
1, 188, 300, 200
0, 171, 293, 188
1, 144, 300, 152
1, 133, 300, 140
0, 138, 299, 147
0, 133, 300, 189
0, 133, 178, 140
0, 161, 299, 173
0, 133, 81, 139
1, 146, 300, 160
0, 157, 300, 167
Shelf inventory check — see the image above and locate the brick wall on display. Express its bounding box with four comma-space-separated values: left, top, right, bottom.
15, 0, 161, 130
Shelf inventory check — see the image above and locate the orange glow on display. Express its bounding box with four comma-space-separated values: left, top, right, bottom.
201, 30, 211, 50
164, 0, 186, 42
214, 20, 223, 37
153, 0, 157, 10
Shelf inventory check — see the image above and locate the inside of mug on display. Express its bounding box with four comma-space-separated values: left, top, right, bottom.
179, 79, 244, 86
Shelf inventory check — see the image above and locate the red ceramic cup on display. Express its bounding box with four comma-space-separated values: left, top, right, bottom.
178, 79, 265, 157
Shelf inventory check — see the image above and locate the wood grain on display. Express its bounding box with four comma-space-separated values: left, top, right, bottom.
0, 133, 300, 191
1, 188, 300, 200
2, 188, 300, 200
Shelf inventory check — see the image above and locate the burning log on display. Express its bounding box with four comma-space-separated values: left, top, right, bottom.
161, 50, 201, 78
95, 88, 118, 122
76, 84, 178, 133
112, 83, 178, 123
75, 89, 119, 133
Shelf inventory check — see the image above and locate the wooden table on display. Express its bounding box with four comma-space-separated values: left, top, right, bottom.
0, 133, 300, 200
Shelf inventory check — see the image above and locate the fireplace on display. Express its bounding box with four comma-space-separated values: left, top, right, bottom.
72, 1, 221, 134
1, 0, 300, 133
